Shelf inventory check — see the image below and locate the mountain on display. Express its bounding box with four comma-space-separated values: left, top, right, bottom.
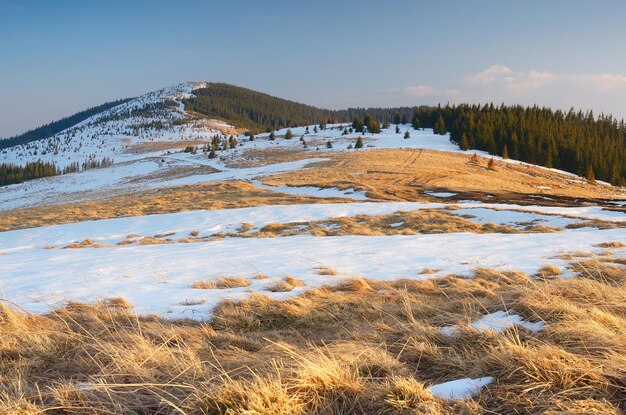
1, 81, 625, 186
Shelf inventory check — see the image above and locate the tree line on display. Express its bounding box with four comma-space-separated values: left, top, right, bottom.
0, 156, 116, 187
409, 104, 625, 186
0, 161, 59, 186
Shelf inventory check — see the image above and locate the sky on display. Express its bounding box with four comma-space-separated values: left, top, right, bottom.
2, 0, 626, 138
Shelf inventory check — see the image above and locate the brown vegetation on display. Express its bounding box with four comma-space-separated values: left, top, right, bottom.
1, 261, 625, 413
0, 180, 349, 232
261, 149, 624, 201
191, 277, 251, 290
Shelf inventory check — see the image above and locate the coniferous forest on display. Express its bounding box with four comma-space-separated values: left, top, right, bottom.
0, 161, 59, 186
409, 104, 626, 186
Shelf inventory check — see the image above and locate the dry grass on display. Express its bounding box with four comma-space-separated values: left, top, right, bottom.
0, 180, 350, 232
536, 264, 562, 279
1, 261, 626, 413
315, 266, 338, 275
191, 277, 251, 290
597, 241, 626, 248
247, 209, 553, 239
62, 239, 109, 249
266, 276, 306, 292
260, 149, 624, 202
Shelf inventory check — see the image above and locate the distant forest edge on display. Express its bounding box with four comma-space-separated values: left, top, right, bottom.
1, 83, 625, 186
0, 98, 133, 150
184, 83, 625, 186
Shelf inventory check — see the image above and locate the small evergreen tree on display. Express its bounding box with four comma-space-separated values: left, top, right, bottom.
355, 136, 363, 149
229, 136, 238, 148
208, 149, 217, 159
352, 116, 364, 132
433, 115, 446, 135
404, 131, 410, 139
326, 140, 333, 149
342, 128, 348, 135
401, 114, 408, 124
393, 113, 401, 125
285, 129, 293, 139
396, 125, 401, 134
502, 144, 509, 159
269, 131, 275, 140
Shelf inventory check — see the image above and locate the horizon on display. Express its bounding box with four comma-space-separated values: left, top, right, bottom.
2, 0, 626, 137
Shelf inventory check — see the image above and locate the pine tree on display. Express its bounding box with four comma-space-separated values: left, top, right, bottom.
434, 115, 446, 135
396, 125, 401, 134
208, 149, 217, 159
326, 140, 333, 149
401, 114, 408, 124
393, 113, 401, 124
285, 129, 293, 139
460, 133, 469, 151
404, 131, 410, 139
269, 131, 275, 140
352, 116, 364, 133
502, 144, 509, 159
355, 136, 363, 149
411, 112, 421, 130
229, 136, 238, 148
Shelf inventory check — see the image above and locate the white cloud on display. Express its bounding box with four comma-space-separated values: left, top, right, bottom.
387, 65, 626, 118
402, 85, 436, 96
461, 65, 626, 93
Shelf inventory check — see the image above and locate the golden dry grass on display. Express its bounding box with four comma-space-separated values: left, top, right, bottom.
266, 276, 306, 293
260, 149, 624, 201
1, 261, 625, 414
191, 277, 251, 290
0, 180, 350, 232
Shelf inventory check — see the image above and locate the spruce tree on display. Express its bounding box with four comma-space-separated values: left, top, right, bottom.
502, 145, 509, 159
393, 113, 401, 125
434, 115, 446, 135
460, 133, 469, 151
396, 125, 401, 134
404, 131, 410, 139
326, 140, 333, 149
352, 116, 364, 132
285, 129, 293, 139
269, 131, 275, 140
355, 136, 363, 149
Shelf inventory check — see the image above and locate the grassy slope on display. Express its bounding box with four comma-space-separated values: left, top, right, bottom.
2, 258, 625, 414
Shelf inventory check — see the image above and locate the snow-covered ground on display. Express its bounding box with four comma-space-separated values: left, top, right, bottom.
1, 201, 623, 319
1, 82, 625, 322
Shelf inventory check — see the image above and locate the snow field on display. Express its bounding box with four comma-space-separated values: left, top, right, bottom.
0, 200, 624, 319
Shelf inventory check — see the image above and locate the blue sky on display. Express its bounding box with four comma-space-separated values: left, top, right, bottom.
2, 0, 626, 137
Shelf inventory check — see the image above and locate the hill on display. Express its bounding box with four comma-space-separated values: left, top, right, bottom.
1, 81, 626, 186
0, 98, 132, 150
